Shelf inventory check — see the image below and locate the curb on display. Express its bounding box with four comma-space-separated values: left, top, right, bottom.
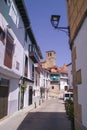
0, 104, 35, 125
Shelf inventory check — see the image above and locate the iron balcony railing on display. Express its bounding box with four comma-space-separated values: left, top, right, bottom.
28, 44, 40, 63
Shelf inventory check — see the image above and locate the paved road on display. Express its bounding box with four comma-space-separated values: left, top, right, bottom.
0, 98, 72, 130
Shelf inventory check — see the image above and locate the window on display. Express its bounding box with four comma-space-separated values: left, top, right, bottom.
35, 74, 40, 86
65, 86, 68, 91
65, 93, 69, 97
0, 78, 9, 86
9, 1, 19, 27
51, 81, 59, 84
24, 56, 28, 77
16, 61, 20, 70
35, 74, 37, 86
0, 27, 5, 44
52, 86, 54, 89
32, 64, 34, 80
4, 0, 7, 3
4, 0, 10, 5
4, 31, 14, 68
29, 44, 33, 52
48, 52, 52, 57
29, 44, 37, 54
76, 69, 82, 84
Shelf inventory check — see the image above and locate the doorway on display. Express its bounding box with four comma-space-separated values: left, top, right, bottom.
0, 79, 9, 119
29, 87, 32, 105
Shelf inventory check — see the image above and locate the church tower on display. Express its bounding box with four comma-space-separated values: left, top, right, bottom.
46, 50, 56, 68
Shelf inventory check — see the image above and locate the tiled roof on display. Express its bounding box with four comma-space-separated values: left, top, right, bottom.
58, 64, 68, 73
49, 65, 68, 74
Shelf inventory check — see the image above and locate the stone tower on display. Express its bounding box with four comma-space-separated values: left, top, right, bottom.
46, 50, 56, 68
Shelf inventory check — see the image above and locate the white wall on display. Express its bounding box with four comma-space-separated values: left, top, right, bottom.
0, 4, 25, 77
0, 0, 26, 116
8, 79, 19, 115
24, 85, 29, 107
60, 73, 68, 90
60, 79, 68, 90
0, 0, 42, 116
74, 17, 87, 128
29, 58, 34, 80
40, 71, 44, 87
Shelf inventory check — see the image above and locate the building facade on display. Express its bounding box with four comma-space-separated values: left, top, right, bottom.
41, 50, 56, 68
66, 0, 87, 130
0, 0, 43, 119
41, 51, 69, 98
49, 67, 60, 98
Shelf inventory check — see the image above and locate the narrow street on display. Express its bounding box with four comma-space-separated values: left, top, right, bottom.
0, 98, 72, 130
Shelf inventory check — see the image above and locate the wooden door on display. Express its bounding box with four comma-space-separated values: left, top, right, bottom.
0, 86, 9, 119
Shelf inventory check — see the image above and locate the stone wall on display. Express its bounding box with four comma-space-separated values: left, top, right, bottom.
66, 0, 87, 46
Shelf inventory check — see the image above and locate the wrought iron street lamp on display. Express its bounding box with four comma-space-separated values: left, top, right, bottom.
50, 15, 70, 36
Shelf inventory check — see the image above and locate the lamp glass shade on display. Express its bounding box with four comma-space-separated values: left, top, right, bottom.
51, 15, 60, 28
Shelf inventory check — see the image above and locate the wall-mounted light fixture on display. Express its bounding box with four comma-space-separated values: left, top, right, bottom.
50, 15, 70, 36
18, 76, 23, 86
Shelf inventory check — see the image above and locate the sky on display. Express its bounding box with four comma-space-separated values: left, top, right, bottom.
25, 0, 71, 66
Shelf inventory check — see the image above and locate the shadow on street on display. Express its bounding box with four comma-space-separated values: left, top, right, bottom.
17, 111, 72, 130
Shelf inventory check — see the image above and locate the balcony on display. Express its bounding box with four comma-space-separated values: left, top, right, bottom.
50, 73, 60, 81
29, 44, 39, 63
